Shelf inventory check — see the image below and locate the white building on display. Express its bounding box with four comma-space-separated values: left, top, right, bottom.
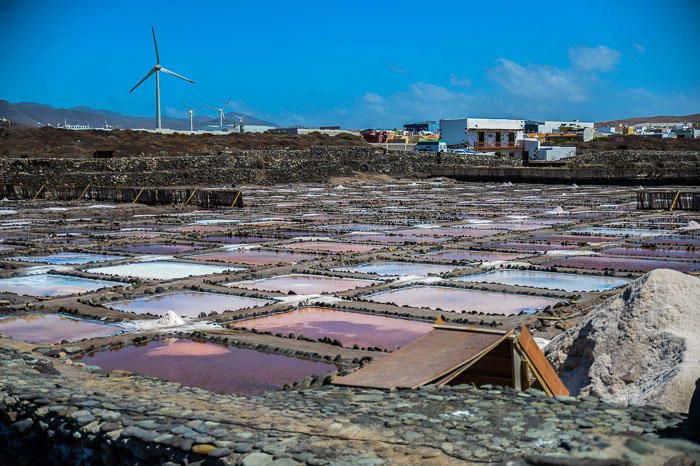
523, 138, 576, 161
440, 118, 525, 154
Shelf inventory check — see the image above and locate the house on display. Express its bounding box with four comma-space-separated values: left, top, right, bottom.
440, 118, 525, 155
523, 138, 576, 162
525, 120, 594, 142
334, 325, 569, 396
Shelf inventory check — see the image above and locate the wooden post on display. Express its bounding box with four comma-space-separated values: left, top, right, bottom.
77, 183, 91, 201
511, 340, 522, 391
132, 187, 145, 204
230, 191, 241, 208
32, 184, 45, 200
670, 191, 681, 212
184, 187, 198, 206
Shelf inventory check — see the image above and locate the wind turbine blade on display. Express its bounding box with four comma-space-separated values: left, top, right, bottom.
129, 67, 156, 93
160, 67, 195, 84
223, 98, 232, 109
151, 26, 160, 64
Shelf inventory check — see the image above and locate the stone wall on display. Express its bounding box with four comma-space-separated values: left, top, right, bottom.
1, 347, 699, 465
0, 147, 483, 187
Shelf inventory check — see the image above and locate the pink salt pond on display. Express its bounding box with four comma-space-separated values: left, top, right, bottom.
79, 338, 335, 395
367, 286, 561, 315
190, 249, 320, 265
601, 247, 700, 260
112, 243, 204, 255
233, 307, 432, 350
543, 256, 700, 272
279, 241, 381, 253
0, 314, 119, 344
424, 250, 533, 262
229, 274, 380, 295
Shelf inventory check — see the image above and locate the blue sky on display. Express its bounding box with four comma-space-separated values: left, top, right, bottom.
1, 0, 699, 128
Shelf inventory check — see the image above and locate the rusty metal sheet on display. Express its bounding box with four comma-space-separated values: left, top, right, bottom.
334, 327, 509, 389
518, 326, 570, 396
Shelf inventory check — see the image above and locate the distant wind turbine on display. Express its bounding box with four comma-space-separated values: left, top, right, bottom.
129, 26, 195, 130
210, 98, 232, 128
183, 103, 204, 132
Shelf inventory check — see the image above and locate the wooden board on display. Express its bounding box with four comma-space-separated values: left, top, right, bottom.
517, 327, 569, 396
334, 327, 509, 389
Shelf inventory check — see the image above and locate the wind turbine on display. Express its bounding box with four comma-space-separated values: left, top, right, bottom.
129, 26, 195, 130
210, 98, 231, 128
183, 103, 204, 132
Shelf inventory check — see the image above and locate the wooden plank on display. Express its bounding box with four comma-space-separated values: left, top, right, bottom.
517, 327, 569, 396
334, 327, 509, 390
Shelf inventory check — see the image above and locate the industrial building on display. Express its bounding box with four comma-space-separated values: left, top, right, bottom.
403, 120, 439, 134
439, 118, 525, 155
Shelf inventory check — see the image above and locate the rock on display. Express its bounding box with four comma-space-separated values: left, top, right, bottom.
242, 452, 275, 466
547, 270, 700, 412
192, 443, 217, 455
235, 443, 254, 453
12, 418, 33, 433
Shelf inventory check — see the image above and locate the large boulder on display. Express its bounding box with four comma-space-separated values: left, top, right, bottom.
546, 269, 700, 412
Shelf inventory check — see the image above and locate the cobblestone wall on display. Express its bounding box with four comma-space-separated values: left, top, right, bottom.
1, 348, 698, 465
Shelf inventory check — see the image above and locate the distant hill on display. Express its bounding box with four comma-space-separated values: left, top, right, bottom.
0, 100, 278, 130
596, 113, 700, 127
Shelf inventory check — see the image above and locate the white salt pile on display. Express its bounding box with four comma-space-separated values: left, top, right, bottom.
158, 311, 186, 327
679, 220, 700, 231
546, 269, 700, 412
547, 206, 569, 215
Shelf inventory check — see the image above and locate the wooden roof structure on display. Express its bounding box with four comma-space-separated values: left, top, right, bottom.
334, 325, 569, 396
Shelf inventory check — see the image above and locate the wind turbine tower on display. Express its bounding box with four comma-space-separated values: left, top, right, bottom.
129, 26, 195, 130
211, 98, 232, 128
183, 104, 204, 132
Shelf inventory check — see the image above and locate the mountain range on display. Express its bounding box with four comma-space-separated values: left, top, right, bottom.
595, 113, 700, 127
0, 100, 278, 130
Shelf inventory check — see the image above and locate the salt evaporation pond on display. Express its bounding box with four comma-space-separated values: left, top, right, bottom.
0, 314, 119, 343
85, 260, 239, 280
424, 250, 532, 262
333, 261, 459, 277
601, 247, 700, 259
367, 286, 560, 315
112, 244, 204, 255
79, 338, 335, 395
543, 256, 700, 273
569, 227, 665, 237
454, 270, 630, 292
280, 241, 380, 253
233, 307, 432, 350
106, 291, 272, 317
190, 249, 320, 265
0, 274, 123, 297
230, 274, 380, 294
10, 252, 125, 265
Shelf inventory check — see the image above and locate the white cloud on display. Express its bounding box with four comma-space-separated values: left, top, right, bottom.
385, 62, 410, 76
362, 92, 385, 105
633, 42, 646, 54
354, 82, 487, 127
489, 59, 586, 102
568, 45, 621, 71
449, 73, 472, 87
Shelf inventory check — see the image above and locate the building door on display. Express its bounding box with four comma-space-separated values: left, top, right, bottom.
495, 132, 501, 147
478, 131, 484, 148
508, 132, 515, 146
